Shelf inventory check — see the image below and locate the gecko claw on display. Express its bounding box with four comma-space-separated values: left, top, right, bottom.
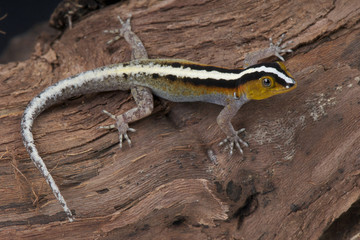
98, 110, 117, 129
119, 133, 127, 149
117, 14, 132, 27
235, 140, 243, 155
218, 128, 248, 155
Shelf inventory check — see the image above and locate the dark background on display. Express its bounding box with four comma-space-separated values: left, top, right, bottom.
0, 1, 62, 57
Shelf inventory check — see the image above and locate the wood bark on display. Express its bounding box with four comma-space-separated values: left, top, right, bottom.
1, 0, 359, 239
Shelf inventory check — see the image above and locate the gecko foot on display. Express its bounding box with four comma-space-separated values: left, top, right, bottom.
98, 110, 136, 149
104, 15, 132, 45
218, 128, 249, 156
268, 33, 293, 61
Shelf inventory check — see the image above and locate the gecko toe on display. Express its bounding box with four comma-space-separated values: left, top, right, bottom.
104, 15, 133, 45
219, 128, 248, 155
235, 141, 243, 155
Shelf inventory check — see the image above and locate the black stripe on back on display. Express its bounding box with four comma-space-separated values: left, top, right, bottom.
130, 60, 292, 88
165, 61, 292, 88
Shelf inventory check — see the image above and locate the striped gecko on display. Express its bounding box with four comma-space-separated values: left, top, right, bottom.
21, 16, 296, 222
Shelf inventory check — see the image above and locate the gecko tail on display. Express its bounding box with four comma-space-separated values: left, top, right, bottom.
21, 95, 75, 222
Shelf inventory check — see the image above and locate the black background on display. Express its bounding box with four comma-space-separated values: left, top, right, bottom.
0, 1, 62, 56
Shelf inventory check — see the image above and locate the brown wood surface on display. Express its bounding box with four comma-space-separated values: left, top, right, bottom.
1, 0, 360, 239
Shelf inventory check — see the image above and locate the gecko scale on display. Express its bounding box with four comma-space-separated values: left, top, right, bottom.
21, 16, 296, 222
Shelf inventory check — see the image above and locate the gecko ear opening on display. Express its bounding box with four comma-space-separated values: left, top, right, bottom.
233, 92, 240, 100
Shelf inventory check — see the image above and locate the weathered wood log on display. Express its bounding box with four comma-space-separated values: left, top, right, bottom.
0, 0, 359, 239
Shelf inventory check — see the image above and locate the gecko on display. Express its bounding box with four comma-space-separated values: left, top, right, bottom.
21, 15, 296, 222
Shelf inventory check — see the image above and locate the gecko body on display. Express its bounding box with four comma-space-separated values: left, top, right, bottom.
21, 16, 296, 222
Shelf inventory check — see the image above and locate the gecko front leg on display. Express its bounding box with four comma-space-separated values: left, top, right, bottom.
244, 33, 293, 67
217, 96, 249, 156
101, 15, 154, 148
217, 34, 293, 155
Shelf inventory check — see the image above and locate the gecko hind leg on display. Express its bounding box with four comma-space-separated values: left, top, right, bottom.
99, 86, 154, 149
104, 14, 148, 60
100, 15, 153, 149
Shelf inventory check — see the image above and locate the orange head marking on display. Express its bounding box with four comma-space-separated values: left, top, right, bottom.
238, 62, 296, 100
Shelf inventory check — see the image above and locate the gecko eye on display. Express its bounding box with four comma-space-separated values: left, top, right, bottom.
261, 77, 273, 88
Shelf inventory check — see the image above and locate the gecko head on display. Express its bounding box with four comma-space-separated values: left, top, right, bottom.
239, 62, 296, 100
